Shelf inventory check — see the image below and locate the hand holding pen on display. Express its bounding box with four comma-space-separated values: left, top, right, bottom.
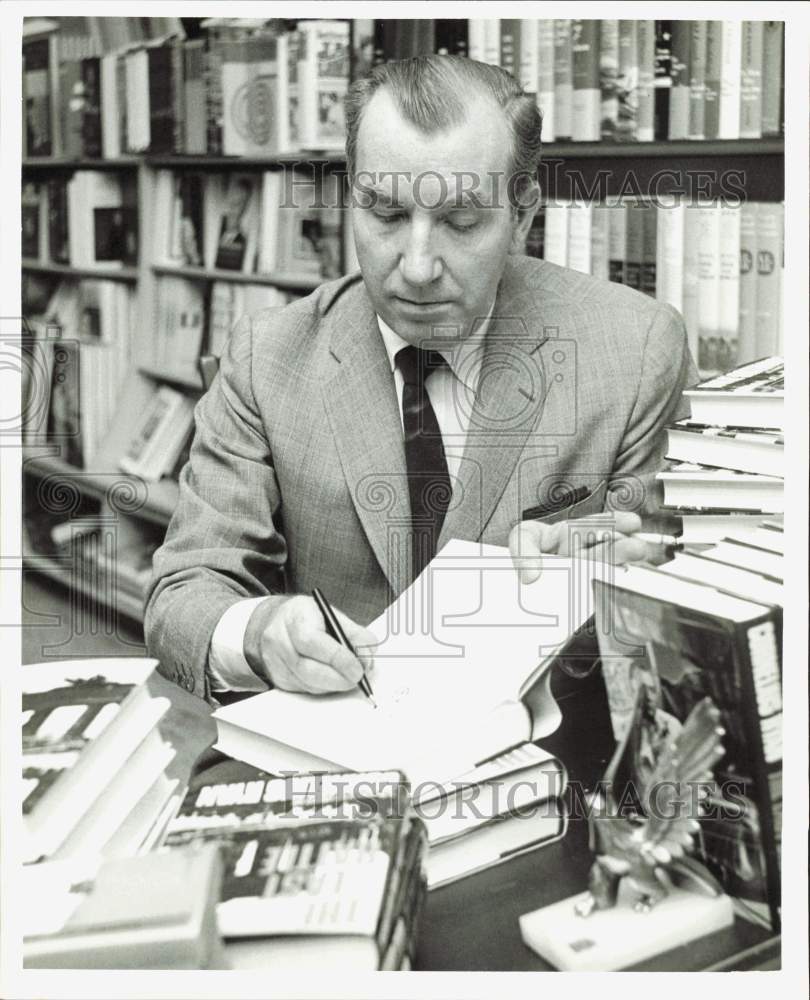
312, 588, 378, 708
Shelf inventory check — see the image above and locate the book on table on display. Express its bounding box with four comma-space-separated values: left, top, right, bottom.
22, 657, 173, 863
594, 555, 782, 932
213, 539, 610, 787
665, 420, 783, 478
683, 356, 784, 431
657, 462, 783, 513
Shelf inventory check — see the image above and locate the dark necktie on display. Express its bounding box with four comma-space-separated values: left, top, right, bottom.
395, 345, 452, 579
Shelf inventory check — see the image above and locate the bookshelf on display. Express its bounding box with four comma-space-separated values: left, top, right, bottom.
22, 15, 786, 627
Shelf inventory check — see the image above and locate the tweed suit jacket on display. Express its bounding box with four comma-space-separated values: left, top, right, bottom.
144, 255, 696, 701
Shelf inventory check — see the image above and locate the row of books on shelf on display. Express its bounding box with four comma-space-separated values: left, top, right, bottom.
22, 167, 347, 281
23, 16, 784, 163
23, 16, 352, 160
466, 19, 784, 142
528, 199, 784, 373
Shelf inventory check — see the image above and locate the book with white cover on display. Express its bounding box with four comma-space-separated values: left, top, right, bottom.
214, 540, 610, 787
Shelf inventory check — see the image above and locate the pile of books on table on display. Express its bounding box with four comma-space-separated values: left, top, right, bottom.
594, 356, 785, 933
659, 356, 784, 544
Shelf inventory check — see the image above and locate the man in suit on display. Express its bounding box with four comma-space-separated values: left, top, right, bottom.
145, 56, 695, 702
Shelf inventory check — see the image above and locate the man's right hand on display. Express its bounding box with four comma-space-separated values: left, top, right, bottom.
243, 595, 377, 694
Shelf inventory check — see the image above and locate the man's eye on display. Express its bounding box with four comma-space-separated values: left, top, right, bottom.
373, 211, 405, 224
445, 215, 478, 232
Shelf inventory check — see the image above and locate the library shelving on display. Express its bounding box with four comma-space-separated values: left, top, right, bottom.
22, 16, 786, 628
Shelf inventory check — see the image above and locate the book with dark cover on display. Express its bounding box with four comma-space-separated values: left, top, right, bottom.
59, 57, 85, 159
594, 567, 782, 931
524, 204, 545, 260
499, 19, 522, 81
653, 20, 672, 139
46, 178, 69, 263
171, 173, 204, 266
80, 56, 102, 157
668, 19, 690, 138
616, 19, 638, 141
94, 206, 138, 266
23, 36, 53, 157
46, 339, 82, 467
435, 19, 468, 57
22, 182, 42, 258
148, 43, 175, 154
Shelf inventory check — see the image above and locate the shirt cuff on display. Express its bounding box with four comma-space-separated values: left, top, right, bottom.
208, 597, 274, 693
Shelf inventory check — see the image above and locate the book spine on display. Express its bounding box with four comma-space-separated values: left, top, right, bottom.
204, 28, 224, 154
566, 201, 592, 274
623, 200, 644, 291
703, 21, 722, 140
590, 203, 610, 282
148, 45, 176, 154
183, 40, 207, 154
80, 57, 103, 157
171, 37, 185, 154
640, 201, 657, 296
682, 204, 702, 368
717, 202, 741, 371
754, 202, 783, 358
761, 22, 784, 136
730, 616, 782, 931
739, 21, 764, 139
542, 202, 568, 267
537, 21, 556, 140
518, 19, 539, 95
635, 20, 655, 141
467, 20, 486, 63
524, 204, 545, 260
737, 201, 758, 364
655, 198, 684, 311
483, 19, 500, 67
500, 19, 521, 81
23, 38, 53, 157
718, 20, 742, 140
553, 20, 573, 140
697, 202, 722, 373
599, 20, 619, 141
668, 19, 690, 139
653, 20, 672, 140
100, 54, 120, 159
116, 52, 129, 155
607, 197, 627, 284
571, 19, 600, 141
688, 20, 708, 140
616, 20, 638, 141
47, 178, 70, 264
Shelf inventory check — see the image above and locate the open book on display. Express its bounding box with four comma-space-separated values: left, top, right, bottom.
214, 540, 610, 787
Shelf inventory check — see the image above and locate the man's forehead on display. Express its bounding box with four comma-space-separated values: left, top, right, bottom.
355, 87, 512, 184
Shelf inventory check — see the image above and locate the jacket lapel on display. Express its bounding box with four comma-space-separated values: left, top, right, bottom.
438, 260, 555, 548
321, 295, 412, 596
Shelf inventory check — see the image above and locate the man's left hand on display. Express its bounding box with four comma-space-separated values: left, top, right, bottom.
508, 511, 649, 584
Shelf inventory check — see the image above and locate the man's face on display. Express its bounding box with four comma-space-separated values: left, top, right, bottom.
352, 88, 534, 347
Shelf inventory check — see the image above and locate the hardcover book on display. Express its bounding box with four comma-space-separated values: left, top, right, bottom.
594, 563, 782, 930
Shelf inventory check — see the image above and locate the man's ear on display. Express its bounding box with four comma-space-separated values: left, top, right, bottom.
509, 182, 541, 254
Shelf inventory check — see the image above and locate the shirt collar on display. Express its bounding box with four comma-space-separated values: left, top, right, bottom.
376, 304, 494, 395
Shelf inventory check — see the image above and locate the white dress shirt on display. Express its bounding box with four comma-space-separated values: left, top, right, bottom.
207, 309, 492, 693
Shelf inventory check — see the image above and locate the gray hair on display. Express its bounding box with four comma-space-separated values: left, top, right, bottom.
344, 55, 543, 209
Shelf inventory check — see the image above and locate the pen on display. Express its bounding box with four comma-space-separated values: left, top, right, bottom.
312, 587, 377, 708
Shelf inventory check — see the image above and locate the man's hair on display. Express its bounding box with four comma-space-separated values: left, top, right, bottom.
344, 55, 543, 209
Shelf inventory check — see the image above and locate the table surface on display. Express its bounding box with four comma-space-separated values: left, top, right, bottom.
152, 667, 780, 973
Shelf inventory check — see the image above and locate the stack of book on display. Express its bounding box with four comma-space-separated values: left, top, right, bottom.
158, 764, 428, 970
659, 357, 784, 542
594, 516, 783, 931
212, 539, 611, 888
527, 198, 784, 372
23, 658, 182, 866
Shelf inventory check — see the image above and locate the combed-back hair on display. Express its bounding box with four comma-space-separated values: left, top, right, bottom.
344, 55, 543, 209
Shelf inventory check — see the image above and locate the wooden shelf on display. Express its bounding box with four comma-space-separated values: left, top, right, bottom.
23, 552, 145, 623
151, 263, 322, 291
540, 138, 784, 159
22, 156, 140, 171
22, 260, 139, 283
139, 365, 204, 391
145, 152, 347, 169
24, 454, 179, 527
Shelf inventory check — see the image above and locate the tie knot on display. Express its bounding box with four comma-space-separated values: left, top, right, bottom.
395, 345, 447, 386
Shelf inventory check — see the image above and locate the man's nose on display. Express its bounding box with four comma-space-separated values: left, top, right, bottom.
398, 219, 443, 286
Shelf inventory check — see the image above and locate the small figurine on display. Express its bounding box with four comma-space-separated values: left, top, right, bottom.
575, 694, 726, 917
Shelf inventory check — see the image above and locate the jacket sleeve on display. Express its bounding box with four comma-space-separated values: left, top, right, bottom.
144, 313, 287, 701
607, 302, 699, 523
